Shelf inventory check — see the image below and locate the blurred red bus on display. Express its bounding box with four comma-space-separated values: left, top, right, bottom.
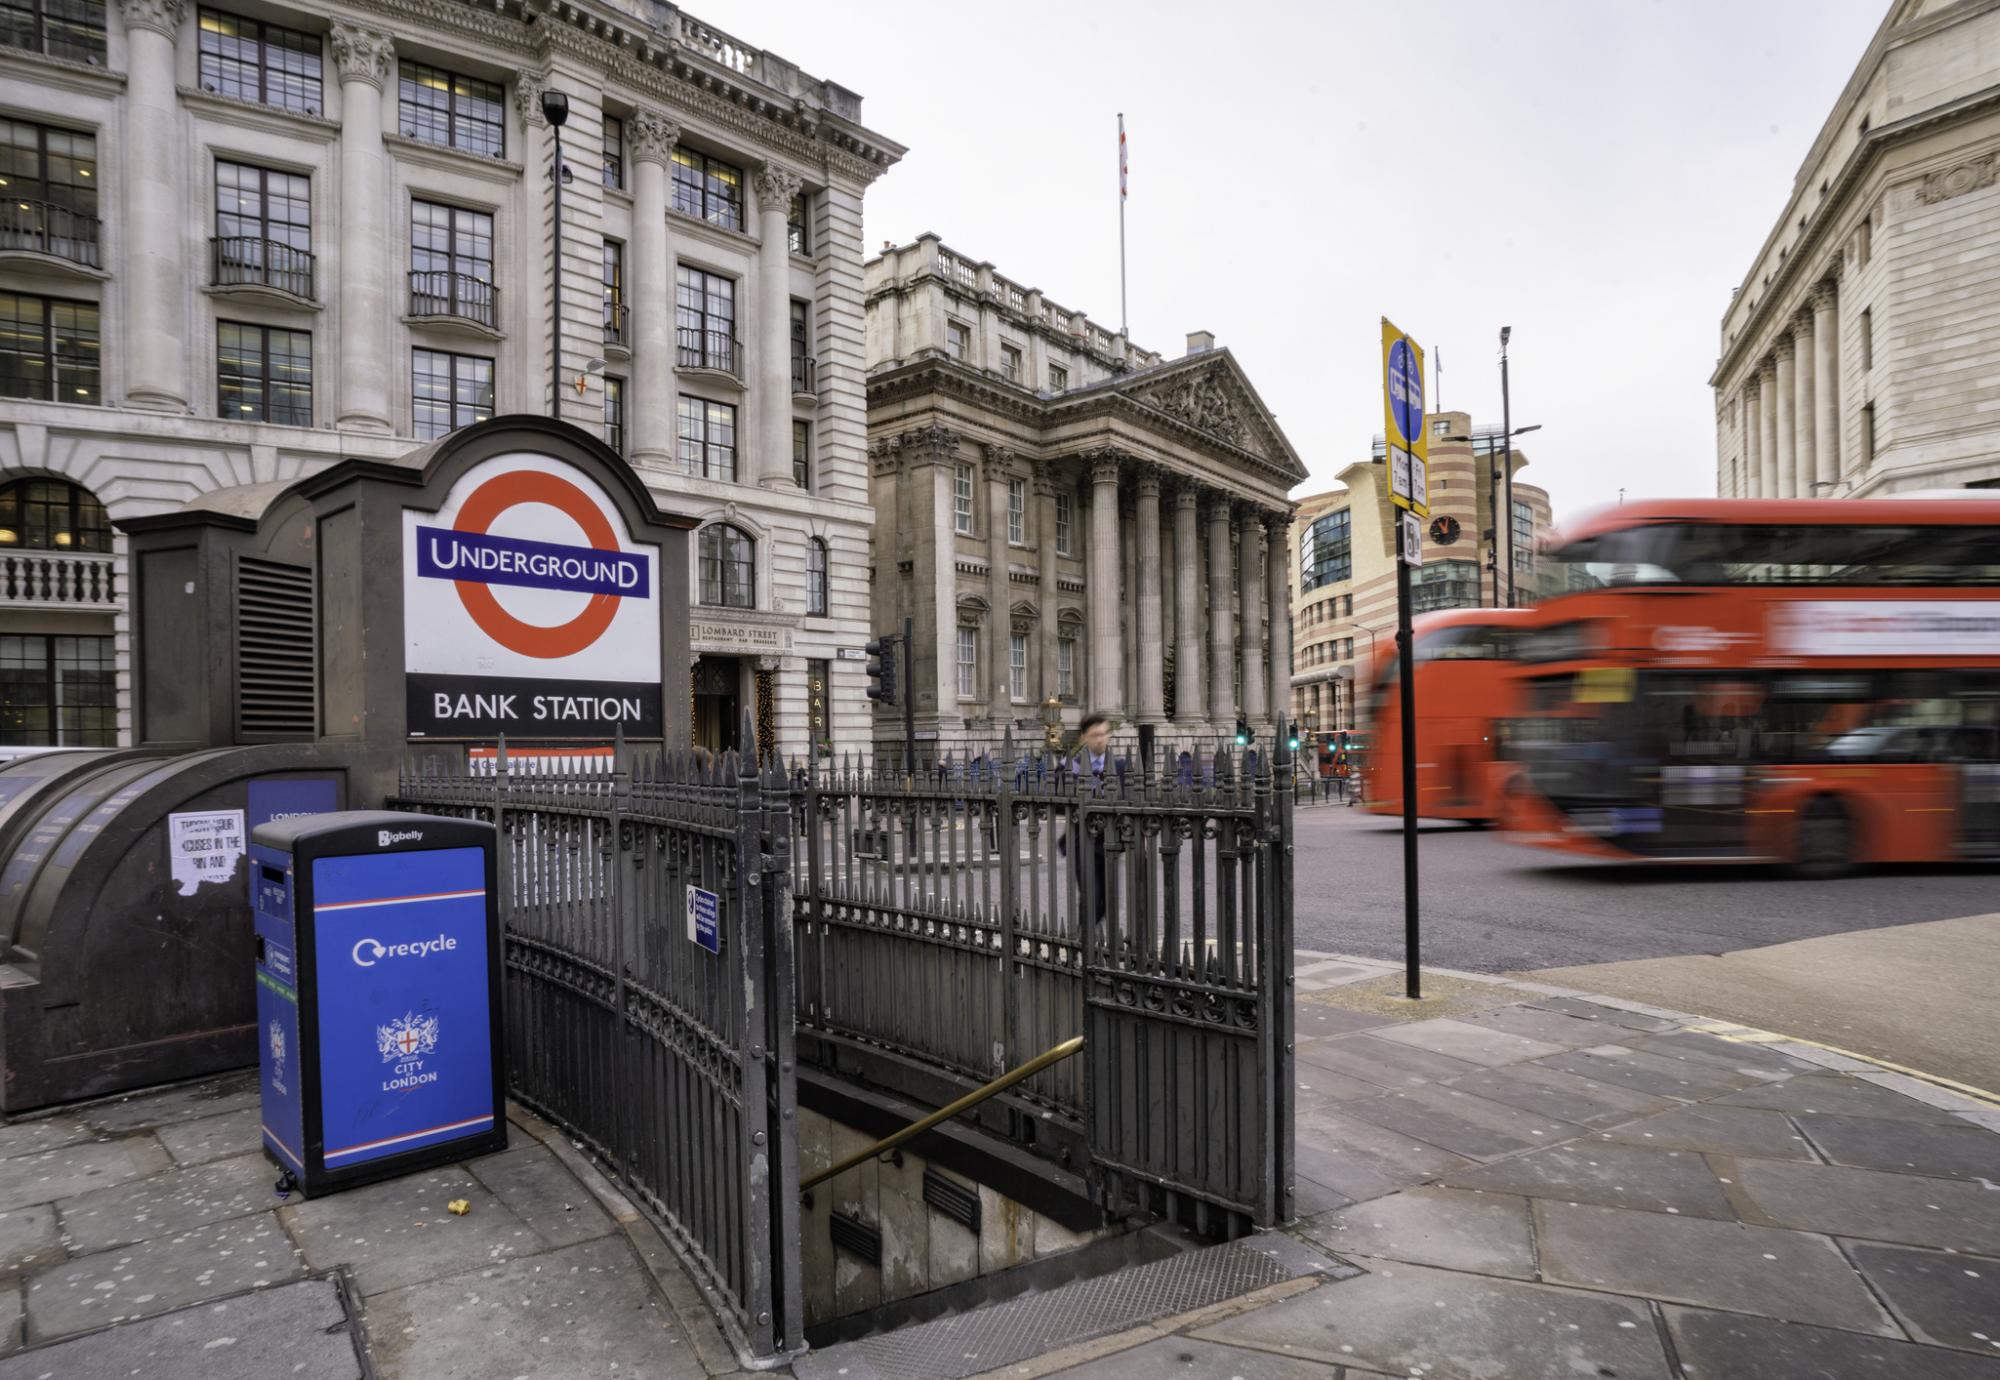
1500, 498, 2000, 874
1362, 608, 1535, 822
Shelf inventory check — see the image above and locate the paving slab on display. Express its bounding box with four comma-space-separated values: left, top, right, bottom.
1794, 1112, 2000, 1182
24, 1209, 300, 1341
1534, 1200, 1897, 1334
1716, 1071, 1968, 1124
465, 1142, 617, 1248
1845, 1242, 2000, 1354
0, 1137, 170, 1214
154, 1107, 262, 1167
1294, 1003, 1398, 1037
1664, 1304, 2000, 1380
1535, 1045, 1763, 1101
55, 1151, 279, 1254
362, 1234, 704, 1380
1291, 1059, 1391, 1104
1292, 1103, 1474, 1205
0, 1207, 61, 1279
282, 1166, 549, 1296
0, 1276, 364, 1380
1628, 1030, 1828, 1081
1444, 1140, 1736, 1220
1294, 1187, 1536, 1279
1290, 1177, 1353, 1217
0, 1285, 16, 1351
1365, 1016, 1568, 1068
1048, 1334, 1352, 1378
1601, 1103, 1819, 1161
1523, 995, 1679, 1032
75, 1076, 261, 1135
1458, 1003, 1637, 1050
1442, 1062, 1676, 1127
1732, 1159, 2000, 1254
1334, 1082, 1578, 1160
1298, 1033, 1485, 1088
0, 1117, 96, 1162
1193, 1255, 1671, 1380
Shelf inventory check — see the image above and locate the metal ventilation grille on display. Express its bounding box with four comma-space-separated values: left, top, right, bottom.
237, 557, 316, 738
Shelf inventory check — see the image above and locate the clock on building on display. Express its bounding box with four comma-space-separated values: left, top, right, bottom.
1429, 515, 1461, 546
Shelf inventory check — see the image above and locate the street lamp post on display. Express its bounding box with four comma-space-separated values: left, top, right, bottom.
540, 87, 571, 421
1444, 415, 1541, 608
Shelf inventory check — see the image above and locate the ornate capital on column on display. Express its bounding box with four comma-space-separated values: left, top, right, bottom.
1262, 508, 1292, 539
1742, 374, 1761, 402
1084, 447, 1124, 488
118, 0, 185, 39
1810, 279, 1839, 313
1773, 335, 1796, 363
629, 110, 682, 167
1032, 455, 1064, 496
981, 442, 1017, 476
753, 162, 805, 210
514, 73, 548, 128
329, 22, 396, 89
1758, 356, 1778, 384
1791, 310, 1815, 341
1171, 478, 1201, 512
1132, 463, 1163, 501
885, 423, 960, 467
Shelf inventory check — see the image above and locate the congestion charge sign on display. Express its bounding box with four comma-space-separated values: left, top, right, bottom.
403, 453, 663, 738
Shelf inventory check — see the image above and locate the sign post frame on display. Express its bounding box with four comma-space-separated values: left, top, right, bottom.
1382, 318, 1425, 1002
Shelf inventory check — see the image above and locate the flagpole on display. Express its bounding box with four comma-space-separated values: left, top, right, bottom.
1118, 113, 1128, 336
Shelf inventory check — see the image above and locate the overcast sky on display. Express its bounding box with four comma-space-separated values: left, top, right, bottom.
703, 0, 1887, 524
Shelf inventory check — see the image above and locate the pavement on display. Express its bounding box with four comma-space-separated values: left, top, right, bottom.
2, 952, 1996, 1380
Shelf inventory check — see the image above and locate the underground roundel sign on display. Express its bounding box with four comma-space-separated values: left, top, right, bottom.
403, 453, 662, 739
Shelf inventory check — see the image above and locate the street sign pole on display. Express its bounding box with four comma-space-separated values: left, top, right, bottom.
1396, 518, 1420, 1002
1382, 319, 1428, 1002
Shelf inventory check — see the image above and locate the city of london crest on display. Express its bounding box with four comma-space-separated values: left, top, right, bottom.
377, 1013, 441, 1063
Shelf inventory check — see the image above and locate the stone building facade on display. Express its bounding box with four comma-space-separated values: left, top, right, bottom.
0, 0, 900, 759
864, 236, 1307, 753
1288, 411, 1550, 733
1712, 0, 2000, 497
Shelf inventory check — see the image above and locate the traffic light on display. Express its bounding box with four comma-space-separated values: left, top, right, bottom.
1288, 732, 1302, 752
865, 635, 898, 705
1234, 718, 1254, 747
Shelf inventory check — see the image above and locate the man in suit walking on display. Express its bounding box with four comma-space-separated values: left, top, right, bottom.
1063, 713, 1114, 926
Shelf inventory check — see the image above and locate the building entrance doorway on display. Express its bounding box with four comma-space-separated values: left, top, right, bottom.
692, 656, 742, 755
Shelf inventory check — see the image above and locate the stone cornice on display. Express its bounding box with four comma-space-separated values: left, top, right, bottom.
382, 130, 525, 183
0, 48, 126, 95
179, 85, 341, 139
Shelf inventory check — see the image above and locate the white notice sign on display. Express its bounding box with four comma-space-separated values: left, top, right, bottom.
1401, 511, 1424, 568
1770, 600, 2000, 657
168, 809, 246, 897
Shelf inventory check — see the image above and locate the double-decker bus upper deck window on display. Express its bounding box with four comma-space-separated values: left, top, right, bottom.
1553, 523, 2000, 587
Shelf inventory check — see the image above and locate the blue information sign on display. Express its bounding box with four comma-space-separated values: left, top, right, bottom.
1387, 338, 1423, 446
310, 846, 495, 1168
687, 884, 720, 954
249, 778, 339, 834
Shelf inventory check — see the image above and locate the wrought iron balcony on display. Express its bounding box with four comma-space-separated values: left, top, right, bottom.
0, 550, 117, 612
676, 325, 737, 375
211, 236, 315, 300
408, 270, 499, 330
0, 200, 100, 269
605, 300, 629, 348
791, 354, 816, 395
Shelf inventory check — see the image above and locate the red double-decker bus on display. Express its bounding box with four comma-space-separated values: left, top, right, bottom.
1501, 498, 2000, 874
1362, 607, 1534, 823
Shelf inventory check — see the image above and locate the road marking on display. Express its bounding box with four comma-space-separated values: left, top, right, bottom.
1685, 1019, 2000, 1109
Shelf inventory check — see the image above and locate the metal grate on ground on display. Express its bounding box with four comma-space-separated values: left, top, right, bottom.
792, 1234, 1355, 1380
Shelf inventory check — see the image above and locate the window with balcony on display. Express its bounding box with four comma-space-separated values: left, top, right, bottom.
197, 9, 322, 115
602, 240, 625, 347
601, 115, 624, 191
410, 201, 496, 328
1007, 477, 1025, 544
677, 396, 737, 482
218, 322, 310, 426
1055, 492, 1072, 555
956, 626, 977, 698
0, 0, 106, 65
1000, 343, 1021, 383
787, 192, 810, 254
675, 265, 735, 372
603, 375, 624, 455
954, 463, 974, 534
792, 420, 810, 489
1048, 362, 1068, 392
0, 292, 98, 404
790, 298, 814, 393
1299, 509, 1350, 591
806, 537, 828, 617
397, 61, 504, 158
698, 523, 754, 608
670, 147, 742, 231
213, 161, 312, 298
0, 477, 107, 552
0, 118, 98, 269
411, 348, 492, 440
0, 633, 113, 747
946, 320, 970, 361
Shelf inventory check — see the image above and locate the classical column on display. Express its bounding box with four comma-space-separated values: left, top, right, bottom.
1812, 281, 1840, 491
1134, 467, 1166, 725
985, 449, 1013, 720
1742, 381, 1762, 499
1758, 358, 1780, 497
1086, 453, 1123, 715
1792, 314, 1817, 498
328, 23, 396, 431
121, 0, 189, 410
1237, 506, 1265, 724
627, 113, 679, 465
1172, 483, 1204, 728
1772, 338, 1796, 498
1207, 496, 1235, 729
754, 163, 804, 487
1120, 494, 1138, 715
1265, 511, 1290, 732
1035, 460, 1062, 704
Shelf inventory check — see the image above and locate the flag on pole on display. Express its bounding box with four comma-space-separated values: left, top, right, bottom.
1119, 114, 1128, 201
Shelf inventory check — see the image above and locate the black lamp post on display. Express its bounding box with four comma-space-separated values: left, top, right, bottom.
540, 87, 570, 421
1443, 415, 1541, 608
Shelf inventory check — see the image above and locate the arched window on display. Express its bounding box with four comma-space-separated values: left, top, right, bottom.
805, 537, 828, 617
0, 478, 110, 553
698, 523, 754, 608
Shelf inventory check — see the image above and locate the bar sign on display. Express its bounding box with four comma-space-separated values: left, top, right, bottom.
686, 884, 720, 954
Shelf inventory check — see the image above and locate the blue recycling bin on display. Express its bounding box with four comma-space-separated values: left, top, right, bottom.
253, 810, 506, 1195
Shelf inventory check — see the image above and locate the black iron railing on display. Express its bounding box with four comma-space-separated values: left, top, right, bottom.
676, 325, 737, 374
211, 236, 315, 299
408, 269, 499, 329
791, 354, 815, 394
0, 200, 100, 269
604, 300, 629, 348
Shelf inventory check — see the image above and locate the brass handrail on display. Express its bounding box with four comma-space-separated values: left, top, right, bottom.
800, 1035, 1084, 1192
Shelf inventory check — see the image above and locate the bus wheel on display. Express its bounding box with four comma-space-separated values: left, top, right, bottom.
1790, 798, 1855, 880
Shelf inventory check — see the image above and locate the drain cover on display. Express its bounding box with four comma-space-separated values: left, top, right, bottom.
795, 1232, 1353, 1380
